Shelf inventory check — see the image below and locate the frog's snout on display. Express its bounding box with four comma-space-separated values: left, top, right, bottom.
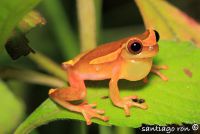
148, 44, 158, 52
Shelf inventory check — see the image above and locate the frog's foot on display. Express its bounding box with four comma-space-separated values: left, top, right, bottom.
115, 98, 148, 116
77, 103, 109, 125
151, 65, 168, 81
49, 88, 108, 125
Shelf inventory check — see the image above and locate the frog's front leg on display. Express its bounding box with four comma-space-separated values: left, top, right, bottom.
49, 68, 108, 125
151, 65, 168, 81
109, 75, 148, 116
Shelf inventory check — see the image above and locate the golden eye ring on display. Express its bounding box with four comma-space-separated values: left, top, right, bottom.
127, 40, 143, 55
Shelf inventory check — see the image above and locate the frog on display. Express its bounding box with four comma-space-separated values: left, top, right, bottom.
49, 29, 168, 125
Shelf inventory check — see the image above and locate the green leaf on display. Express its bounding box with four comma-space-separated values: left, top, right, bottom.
135, 0, 200, 47
0, 0, 41, 51
0, 80, 24, 134
15, 41, 200, 133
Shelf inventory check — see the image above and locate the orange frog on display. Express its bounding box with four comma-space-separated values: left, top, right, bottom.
49, 29, 168, 125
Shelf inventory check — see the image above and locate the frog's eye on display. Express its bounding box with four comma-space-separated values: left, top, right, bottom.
154, 30, 160, 42
127, 40, 143, 55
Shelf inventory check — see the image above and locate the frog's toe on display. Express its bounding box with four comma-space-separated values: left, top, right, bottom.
130, 102, 148, 110
151, 64, 168, 81
124, 95, 138, 101
79, 104, 109, 125
117, 99, 148, 116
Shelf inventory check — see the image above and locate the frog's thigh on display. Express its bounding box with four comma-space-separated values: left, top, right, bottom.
49, 87, 86, 101
49, 68, 86, 101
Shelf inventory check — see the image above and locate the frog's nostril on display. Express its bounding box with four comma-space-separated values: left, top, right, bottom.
148, 46, 154, 51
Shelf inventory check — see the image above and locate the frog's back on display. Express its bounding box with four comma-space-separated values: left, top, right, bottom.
80, 41, 122, 63
64, 39, 125, 67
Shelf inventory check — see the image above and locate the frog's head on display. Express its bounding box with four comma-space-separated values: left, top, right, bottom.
121, 29, 159, 59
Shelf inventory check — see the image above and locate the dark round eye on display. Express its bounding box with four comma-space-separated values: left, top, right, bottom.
127, 41, 143, 54
154, 30, 160, 42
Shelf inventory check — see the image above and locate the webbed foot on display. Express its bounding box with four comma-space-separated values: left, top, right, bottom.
151, 65, 168, 81
77, 103, 109, 125
115, 97, 148, 116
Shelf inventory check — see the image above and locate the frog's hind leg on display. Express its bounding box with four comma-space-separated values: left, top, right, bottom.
48, 68, 108, 125
151, 65, 168, 81
49, 67, 87, 101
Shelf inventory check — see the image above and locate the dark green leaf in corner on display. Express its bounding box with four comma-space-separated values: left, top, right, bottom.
0, 80, 24, 134
15, 41, 200, 134
0, 0, 41, 51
